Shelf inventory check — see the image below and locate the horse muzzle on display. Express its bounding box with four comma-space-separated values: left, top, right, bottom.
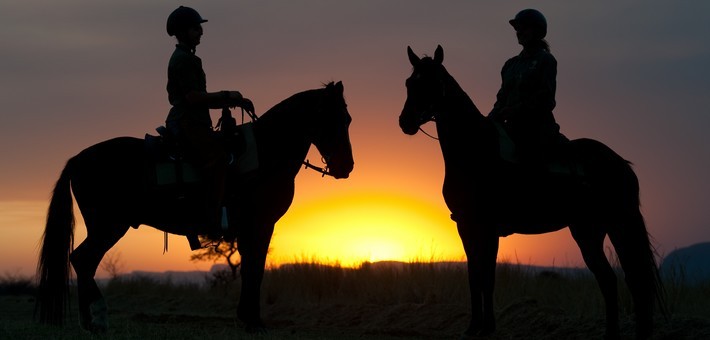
399, 109, 425, 135
326, 155, 354, 179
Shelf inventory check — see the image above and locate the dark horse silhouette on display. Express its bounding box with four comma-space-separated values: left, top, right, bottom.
37, 81, 354, 333
399, 46, 665, 339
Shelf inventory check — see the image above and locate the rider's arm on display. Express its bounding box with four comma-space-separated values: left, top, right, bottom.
521, 52, 557, 114
185, 90, 243, 109
488, 57, 516, 122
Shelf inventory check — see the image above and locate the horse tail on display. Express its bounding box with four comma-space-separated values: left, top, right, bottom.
608, 161, 668, 332
36, 156, 76, 326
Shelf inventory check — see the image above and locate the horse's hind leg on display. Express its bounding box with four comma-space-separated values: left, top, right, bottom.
70, 221, 129, 333
607, 210, 658, 340
569, 224, 620, 339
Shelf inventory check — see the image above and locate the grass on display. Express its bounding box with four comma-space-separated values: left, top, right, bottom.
1, 261, 709, 339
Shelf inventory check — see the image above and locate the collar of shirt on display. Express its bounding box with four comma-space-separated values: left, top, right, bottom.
176, 43, 196, 55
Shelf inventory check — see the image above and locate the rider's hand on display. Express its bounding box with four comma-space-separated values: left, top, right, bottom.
239, 98, 255, 114
226, 91, 243, 107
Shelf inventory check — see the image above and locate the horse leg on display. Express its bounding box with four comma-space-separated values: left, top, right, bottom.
236, 223, 273, 333
69, 222, 129, 333
569, 224, 620, 339
457, 220, 499, 337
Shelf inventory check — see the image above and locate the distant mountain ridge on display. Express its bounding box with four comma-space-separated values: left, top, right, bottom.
105, 247, 710, 287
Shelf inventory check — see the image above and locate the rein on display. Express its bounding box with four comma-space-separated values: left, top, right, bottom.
418, 119, 439, 140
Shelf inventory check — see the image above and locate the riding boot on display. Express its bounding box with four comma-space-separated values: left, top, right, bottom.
176, 120, 230, 249
205, 162, 229, 236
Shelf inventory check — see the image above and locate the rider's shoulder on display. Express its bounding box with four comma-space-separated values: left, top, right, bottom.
539, 49, 556, 60
537, 50, 557, 66
502, 55, 520, 68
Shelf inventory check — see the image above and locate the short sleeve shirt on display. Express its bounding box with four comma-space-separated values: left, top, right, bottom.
166, 44, 212, 127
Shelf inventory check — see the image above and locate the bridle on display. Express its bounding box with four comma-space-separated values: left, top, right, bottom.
304, 95, 341, 178
406, 65, 447, 141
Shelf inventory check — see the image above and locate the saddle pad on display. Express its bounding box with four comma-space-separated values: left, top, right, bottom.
235, 122, 258, 174
493, 121, 518, 163
155, 162, 200, 185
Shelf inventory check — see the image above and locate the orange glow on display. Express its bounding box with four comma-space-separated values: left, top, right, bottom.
1, 196, 591, 278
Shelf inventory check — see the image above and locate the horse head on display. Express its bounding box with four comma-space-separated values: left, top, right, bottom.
311, 81, 354, 179
399, 45, 448, 135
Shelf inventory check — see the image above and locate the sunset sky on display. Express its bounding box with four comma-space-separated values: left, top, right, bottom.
1, 1, 709, 278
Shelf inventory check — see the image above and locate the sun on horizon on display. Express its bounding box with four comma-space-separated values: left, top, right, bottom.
268, 191, 466, 267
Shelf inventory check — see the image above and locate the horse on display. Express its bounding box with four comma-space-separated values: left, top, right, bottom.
36, 81, 354, 333
399, 46, 665, 339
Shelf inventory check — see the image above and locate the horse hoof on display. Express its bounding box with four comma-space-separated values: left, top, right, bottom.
460, 325, 495, 339
88, 323, 109, 335
245, 323, 268, 334
459, 331, 486, 340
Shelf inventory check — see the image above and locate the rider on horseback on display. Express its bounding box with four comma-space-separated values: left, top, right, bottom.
488, 9, 567, 166
165, 6, 254, 246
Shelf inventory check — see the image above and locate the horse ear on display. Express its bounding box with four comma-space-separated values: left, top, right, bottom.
335, 81, 343, 93
407, 46, 420, 66
434, 45, 444, 64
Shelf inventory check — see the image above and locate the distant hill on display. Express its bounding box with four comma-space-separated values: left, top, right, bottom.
660, 242, 710, 285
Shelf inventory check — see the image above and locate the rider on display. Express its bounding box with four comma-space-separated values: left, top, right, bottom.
488, 8, 566, 166
165, 6, 254, 243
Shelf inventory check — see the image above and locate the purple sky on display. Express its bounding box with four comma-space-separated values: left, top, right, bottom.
1, 1, 709, 275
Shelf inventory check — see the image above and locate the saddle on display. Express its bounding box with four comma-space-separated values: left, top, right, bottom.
143, 118, 259, 249
493, 121, 584, 178
144, 122, 258, 189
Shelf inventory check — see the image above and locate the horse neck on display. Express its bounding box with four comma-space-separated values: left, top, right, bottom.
436, 74, 496, 168
254, 90, 318, 174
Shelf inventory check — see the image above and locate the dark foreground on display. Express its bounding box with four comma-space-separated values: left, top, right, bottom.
3, 262, 710, 339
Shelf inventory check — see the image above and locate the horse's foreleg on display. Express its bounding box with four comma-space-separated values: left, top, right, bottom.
457, 221, 499, 338
237, 250, 266, 332
237, 223, 273, 333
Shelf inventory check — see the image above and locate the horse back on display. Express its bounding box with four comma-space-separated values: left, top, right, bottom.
72, 137, 146, 179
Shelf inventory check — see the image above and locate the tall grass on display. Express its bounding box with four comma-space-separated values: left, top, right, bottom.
262, 260, 469, 306
662, 261, 710, 318
2, 261, 709, 339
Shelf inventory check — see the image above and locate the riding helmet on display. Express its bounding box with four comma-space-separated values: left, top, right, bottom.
509, 9, 547, 38
166, 6, 208, 37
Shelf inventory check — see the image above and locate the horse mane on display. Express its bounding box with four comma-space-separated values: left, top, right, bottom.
258, 81, 342, 122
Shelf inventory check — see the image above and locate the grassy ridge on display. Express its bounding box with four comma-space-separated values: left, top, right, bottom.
1, 261, 709, 339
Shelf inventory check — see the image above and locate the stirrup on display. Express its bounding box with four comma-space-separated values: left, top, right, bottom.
187, 234, 202, 250
221, 206, 229, 230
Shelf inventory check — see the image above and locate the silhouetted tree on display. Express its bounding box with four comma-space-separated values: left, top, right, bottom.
190, 240, 241, 279
100, 251, 124, 280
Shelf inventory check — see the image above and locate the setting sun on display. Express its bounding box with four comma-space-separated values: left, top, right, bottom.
270, 191, 464, 266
